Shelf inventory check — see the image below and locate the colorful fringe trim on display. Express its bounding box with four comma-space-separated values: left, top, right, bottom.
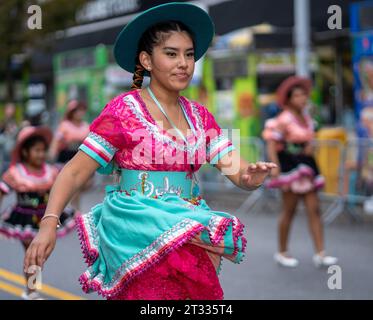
0, 216, 77, 241
265, 164, 325, 191
76, 205, 246, 298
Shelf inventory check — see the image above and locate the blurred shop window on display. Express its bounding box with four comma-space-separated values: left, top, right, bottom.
60, 50, 95, 70
257, 73, 289, 128
213, 55, 247, 90
257, 73, 292, 95
67, 85, 88, 104
215, 78, 233, 91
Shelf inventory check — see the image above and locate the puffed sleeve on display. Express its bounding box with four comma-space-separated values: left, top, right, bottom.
200, 103, 235, 165
78, 95, 128, 169
262, 117, 285, 142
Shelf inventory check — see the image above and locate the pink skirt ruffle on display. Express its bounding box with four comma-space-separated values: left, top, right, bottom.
107, 243, 224, 300
266, 164, 325, 194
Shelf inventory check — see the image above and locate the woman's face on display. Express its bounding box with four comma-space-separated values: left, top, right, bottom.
5, 104, 16, 118
23, 141, 47, 167
288, 87, 309, 111
71, 107, 86, 121
142, 31, 195, 92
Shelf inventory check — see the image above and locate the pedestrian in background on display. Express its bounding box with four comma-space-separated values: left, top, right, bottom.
0, 103, 19, 174
48, 100, 90, 164
48, 100, 91, 211
262, 76, 338, 268
0, 126, 76, 300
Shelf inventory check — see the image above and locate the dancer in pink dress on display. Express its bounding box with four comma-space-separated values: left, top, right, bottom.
24, 3, 276, 300
0, 126, 76, 300
263, 76, 338, 268
49, 100, 91, 211
49, 100, 90, 164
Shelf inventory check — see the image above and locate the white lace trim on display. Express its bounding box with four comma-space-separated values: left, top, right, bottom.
16, 163, 54, 185
207, 133, 231, 152
87, 132, 118, 153
123, 94, 205, 154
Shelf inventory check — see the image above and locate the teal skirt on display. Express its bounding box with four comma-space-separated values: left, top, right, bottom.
76, 185, 247, 298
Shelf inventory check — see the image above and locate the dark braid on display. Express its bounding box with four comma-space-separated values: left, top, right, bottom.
131, 62, 145, 89
130, 20, 195, 89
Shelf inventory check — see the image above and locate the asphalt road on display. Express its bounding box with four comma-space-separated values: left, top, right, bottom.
1, 183, 372, 300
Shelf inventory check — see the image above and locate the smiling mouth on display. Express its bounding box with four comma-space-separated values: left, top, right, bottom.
174, 73, 189, 78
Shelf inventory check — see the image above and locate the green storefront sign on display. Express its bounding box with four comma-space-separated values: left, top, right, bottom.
54, 45, 107, 121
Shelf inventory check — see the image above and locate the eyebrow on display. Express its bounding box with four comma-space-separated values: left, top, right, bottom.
162, 47, 194, 51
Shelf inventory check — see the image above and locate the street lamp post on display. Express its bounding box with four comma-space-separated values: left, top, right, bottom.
294, 0, 310, 78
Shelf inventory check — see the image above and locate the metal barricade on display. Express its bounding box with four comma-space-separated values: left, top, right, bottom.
320, 137, 373, 224
237, 138, 362, 222
199, 136, 276, 213
86, 134, 373, 224
344, 138, 373, 198
236, 138, 356, 220
313, 137, 373, 224
199, 136, 265, 190
312, 139, 354, 224
198, 135, 373, 222
235, 137, 282, 214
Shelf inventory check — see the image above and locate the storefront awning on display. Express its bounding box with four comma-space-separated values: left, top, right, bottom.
54, 0, 357, 53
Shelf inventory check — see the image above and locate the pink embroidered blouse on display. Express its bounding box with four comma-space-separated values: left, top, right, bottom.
0, 163, 59, 194
79, 90, 235, 173
262, 109, 315, 151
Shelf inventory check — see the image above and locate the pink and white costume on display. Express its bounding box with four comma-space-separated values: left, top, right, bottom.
76, 89, 246, 300
262, 109, 325, 193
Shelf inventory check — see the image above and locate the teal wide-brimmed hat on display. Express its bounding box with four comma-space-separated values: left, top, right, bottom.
113, 2, 215, 74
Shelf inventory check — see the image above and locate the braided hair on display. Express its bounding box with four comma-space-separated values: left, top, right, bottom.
130, 20, 195, 90
131, 63, 146, 90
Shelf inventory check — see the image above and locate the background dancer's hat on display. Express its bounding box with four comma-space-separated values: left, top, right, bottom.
113, 2, 215, 75
276, 76, 312, 108
11, 126, 53, 164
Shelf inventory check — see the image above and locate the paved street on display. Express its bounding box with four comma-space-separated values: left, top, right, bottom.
1, 182, 373, 300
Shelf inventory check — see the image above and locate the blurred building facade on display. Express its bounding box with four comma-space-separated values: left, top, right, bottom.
0, 0, 364, 134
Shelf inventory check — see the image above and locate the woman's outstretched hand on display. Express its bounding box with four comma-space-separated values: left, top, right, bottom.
24, 220, 57, 274
240, 161, 278, 190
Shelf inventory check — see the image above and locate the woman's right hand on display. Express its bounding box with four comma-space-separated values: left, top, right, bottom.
24, 220, 57, 273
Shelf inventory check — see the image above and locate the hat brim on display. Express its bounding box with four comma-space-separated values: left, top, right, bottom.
113, 2, 215, 75
11, 127, 53, 164
276, 76, 312, 108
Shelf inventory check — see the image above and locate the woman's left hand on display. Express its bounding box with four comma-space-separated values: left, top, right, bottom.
240, 162, 278, 190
